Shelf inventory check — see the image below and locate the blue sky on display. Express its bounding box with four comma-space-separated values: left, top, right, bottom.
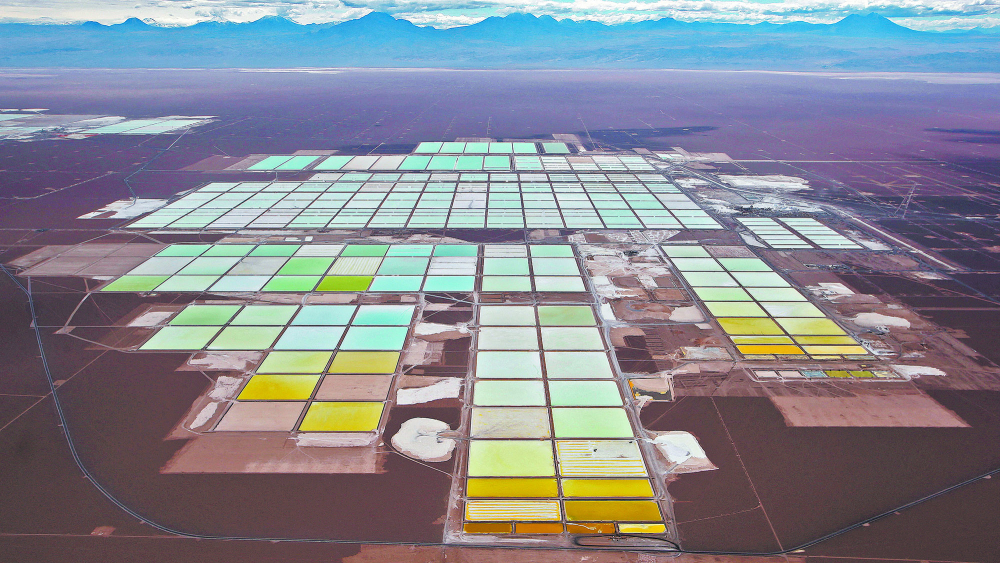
1, 0, 997, 30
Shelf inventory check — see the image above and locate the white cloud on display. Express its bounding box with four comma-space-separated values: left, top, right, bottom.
399, 12, 485, 26
0, 0, 997, 29
895, 14, 1000, 29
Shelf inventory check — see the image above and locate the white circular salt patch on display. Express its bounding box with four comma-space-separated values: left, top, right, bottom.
391, 418, 456, 462
852, 312, 911, 328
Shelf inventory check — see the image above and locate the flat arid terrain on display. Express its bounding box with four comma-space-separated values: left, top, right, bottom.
1, 68, 998, 563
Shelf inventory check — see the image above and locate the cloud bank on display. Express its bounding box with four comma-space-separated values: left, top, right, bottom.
1, 0, 998, 30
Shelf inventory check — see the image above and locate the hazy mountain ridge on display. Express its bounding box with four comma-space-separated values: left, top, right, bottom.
0, 12, 997, 71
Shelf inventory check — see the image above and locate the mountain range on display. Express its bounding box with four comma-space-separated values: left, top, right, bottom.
0, 12, 997, 71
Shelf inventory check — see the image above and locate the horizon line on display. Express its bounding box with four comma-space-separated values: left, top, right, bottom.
0, 11, 985, 34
